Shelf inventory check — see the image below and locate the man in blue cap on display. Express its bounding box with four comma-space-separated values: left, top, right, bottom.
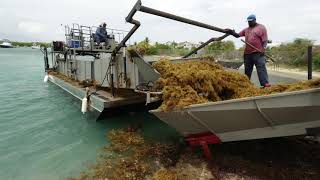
225, 14, 270, 88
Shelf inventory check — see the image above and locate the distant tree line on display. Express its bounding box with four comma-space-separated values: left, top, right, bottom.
11, 42, 33, 47
130, 37, 236, 56
130, 37, 189, 56
267, 38, 320, 69
5, 41, 51, 48
8, 38, 319, 69
130, 37, 320, 69
205, 40, 235, 52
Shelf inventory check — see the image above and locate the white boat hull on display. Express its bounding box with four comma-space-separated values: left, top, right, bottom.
0, 42, 13, 48
0, 45, 13, 48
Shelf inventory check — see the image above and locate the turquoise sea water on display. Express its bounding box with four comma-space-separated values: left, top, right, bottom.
0, 48, 178, 180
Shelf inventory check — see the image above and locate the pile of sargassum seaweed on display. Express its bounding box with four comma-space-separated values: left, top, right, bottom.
69, 130, 213, 180
152, 58, 320, 111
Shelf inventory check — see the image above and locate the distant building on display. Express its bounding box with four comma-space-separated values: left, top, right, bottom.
164, 41, 200, 49
177, 41, 198, 49
165, 41, 173, 46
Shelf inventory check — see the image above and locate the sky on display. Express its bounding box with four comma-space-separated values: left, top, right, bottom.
0, 0, 319, 47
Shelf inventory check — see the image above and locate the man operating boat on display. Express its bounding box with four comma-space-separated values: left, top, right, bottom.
95, 22, 108, 45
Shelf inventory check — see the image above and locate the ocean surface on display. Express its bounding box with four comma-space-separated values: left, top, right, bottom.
0, 48, 179, 180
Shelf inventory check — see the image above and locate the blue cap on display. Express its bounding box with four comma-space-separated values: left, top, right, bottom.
247, 14, 256, 21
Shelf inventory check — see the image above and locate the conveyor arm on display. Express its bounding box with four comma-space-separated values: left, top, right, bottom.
138, 5, 226, 33
183, 34, 229, 58
113, 0, 228, 56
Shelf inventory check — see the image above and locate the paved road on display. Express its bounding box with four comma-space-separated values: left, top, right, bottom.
239, 66, 318, 86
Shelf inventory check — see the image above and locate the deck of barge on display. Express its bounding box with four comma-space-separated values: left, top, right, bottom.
48, 74, 160, 118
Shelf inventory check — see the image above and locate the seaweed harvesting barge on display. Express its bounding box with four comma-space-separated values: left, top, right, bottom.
43, 0, 319, 156
42, 0, 235, 119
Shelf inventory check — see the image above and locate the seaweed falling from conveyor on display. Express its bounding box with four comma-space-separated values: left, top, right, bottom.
152, 58, 320, 112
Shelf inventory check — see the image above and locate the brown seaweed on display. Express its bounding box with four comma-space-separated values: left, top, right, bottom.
153, 58, 320, 111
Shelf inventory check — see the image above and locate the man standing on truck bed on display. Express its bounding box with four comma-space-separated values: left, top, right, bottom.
225, 14, 270, 88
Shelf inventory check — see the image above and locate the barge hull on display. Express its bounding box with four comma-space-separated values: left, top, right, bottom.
49, 75, 158, 119
151, 88, 320, 142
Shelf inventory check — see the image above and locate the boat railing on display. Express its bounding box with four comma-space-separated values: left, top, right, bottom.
64, 24, 130, 52
91, 26, 129, 44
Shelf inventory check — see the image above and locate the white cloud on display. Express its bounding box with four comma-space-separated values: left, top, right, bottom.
0, 0, 319, 46
18, 21, 45, 34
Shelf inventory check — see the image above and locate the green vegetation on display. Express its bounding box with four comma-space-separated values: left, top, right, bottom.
205, 40, 235, 51
130, 37, 236, 57
8, 37, 319, 69
267, 38, 320, 70
203, 40, 239, 61
10, 41, 51, 48
0, 40, 51, 48
131, 38, 186, 56
131, 37, 320, 70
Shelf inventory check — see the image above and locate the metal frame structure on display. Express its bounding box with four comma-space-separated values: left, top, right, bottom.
183, 34, 229, 58
64, 23, 129, 53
